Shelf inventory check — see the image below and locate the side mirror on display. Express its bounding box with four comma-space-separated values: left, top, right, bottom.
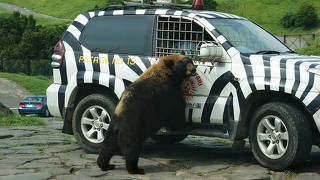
199, 42, 228, 63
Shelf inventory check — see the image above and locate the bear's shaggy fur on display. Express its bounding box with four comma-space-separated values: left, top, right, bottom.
97, 53, 196, 174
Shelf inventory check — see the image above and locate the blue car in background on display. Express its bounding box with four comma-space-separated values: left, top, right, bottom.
18, 95, 51, 117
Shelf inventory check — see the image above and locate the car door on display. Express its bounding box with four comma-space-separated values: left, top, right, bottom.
155, 15, 232, 125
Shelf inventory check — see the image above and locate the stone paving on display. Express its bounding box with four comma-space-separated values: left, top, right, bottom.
1, 118, 320, 180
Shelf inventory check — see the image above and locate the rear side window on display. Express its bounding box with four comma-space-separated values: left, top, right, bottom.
80, 15, 154, 56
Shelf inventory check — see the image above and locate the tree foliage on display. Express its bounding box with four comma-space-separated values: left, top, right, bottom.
0, 12, 66, 75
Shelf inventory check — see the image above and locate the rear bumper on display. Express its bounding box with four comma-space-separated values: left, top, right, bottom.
18, 109, 44, 115
46, 84, 64, 117
18, 107, 46, 114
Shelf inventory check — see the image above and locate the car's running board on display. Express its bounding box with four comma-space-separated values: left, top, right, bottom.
156, 127, 229, 139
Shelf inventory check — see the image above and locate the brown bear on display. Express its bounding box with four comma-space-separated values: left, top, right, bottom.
97, 53, 196, 174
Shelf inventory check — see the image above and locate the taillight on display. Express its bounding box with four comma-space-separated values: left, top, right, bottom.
19, 103, 24, 107
35, 104, 42, 107
51, 40, 65, 68
192, 0, 204, 9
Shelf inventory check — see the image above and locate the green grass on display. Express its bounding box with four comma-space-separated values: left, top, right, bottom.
0, 112, 47, 126
215, 0, 320, 35
295, 37, 320, 56
63, 134, 76, 144
0, 0, 109, 19
54, 117, 63, 122
0, 72, 52, 95
0, 4, 11, 18
283, 170, 298, 179
0, 6, 69, 26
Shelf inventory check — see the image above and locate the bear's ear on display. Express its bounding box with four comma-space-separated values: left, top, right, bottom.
164, 59, 174, 68
180, 50, 186, 56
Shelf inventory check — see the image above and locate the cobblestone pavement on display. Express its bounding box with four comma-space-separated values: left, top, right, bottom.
1, 118, 320, 180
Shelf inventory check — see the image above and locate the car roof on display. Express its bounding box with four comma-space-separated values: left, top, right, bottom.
81, 7, 245, 21
183, 9, 245, 19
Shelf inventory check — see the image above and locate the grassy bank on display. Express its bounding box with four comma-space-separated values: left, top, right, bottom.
0, 0, 108, 19
0, 6, 69, 26
0, 4, 11, 17
0, 112, 47, 126
0, 72, 52, 95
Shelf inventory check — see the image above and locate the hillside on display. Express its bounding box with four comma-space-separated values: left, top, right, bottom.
0, 0, 109, 19
0, 73, 52, 95
215, 0, 320, 35
0, 6, 69, 26
0, 0, 319, 35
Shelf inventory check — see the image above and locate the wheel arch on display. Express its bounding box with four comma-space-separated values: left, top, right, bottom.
234, 90, 319, 143
69, 83, 119, 110
62, 82, 120, 135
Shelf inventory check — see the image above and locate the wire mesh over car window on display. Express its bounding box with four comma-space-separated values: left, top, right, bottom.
156, 16, 214, 58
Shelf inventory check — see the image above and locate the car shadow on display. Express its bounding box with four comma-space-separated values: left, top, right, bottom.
139, 138, 320, 173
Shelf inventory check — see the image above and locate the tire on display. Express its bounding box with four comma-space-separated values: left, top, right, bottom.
41, 109, 50, 117
249, 101, 312, 171
72, 93, 116, 153
45, 109, 51, 117
151, 135, 187, 144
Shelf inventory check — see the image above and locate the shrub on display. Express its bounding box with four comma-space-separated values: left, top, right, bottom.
280, 12, 296, 28
295, 3, 318, 29
30, 59, 52, 76
203, 0, 218, 10
280, 3, 318, 29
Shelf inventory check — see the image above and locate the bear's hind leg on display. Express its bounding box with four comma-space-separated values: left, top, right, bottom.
124, 145, 144, 174
97, 132, 118, 171
97, 151, 115, 171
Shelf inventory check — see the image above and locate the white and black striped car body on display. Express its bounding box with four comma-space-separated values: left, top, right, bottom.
47, 7, 320, 169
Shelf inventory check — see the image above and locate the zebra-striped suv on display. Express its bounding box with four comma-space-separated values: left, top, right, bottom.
47, 2, 320, 170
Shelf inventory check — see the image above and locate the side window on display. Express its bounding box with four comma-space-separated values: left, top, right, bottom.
156, 16, 214, 58
80, 15, 154, 56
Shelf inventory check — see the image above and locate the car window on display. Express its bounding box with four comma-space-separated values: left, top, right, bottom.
79, 15, 154, 56
156, 16, 215, 58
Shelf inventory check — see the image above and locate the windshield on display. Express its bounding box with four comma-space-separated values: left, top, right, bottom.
207, 19, 290, 54
24, 97, 44, 103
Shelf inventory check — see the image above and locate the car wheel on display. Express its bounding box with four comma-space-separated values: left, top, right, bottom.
41, 109, 50, 117
72, 93, 116, 153
151, 135, 188, 144
249, 101, 312, 170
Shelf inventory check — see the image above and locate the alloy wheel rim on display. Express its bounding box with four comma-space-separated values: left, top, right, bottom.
81, 105, 111, 143
256, 115, 289, 159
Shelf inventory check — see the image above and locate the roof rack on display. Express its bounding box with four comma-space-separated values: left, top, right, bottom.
101, 1, 192, 11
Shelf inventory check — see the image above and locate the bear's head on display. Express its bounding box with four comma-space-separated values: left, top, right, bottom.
162, 52, 196, 80
138, 52, 196, 84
